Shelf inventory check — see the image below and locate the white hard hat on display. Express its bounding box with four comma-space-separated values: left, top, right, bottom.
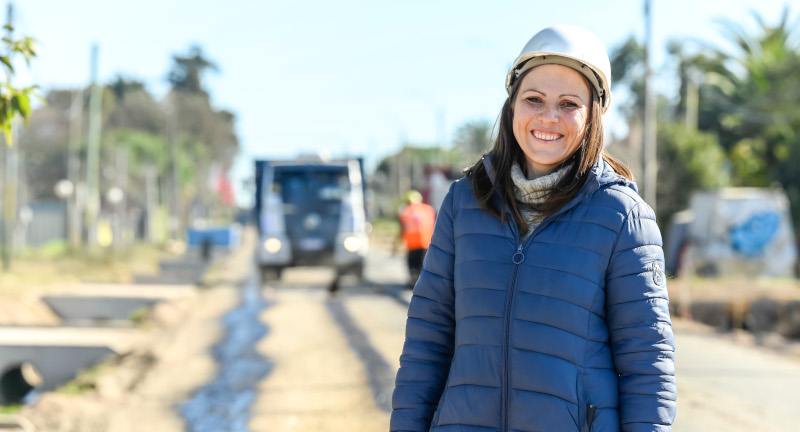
505, 25, 612, 110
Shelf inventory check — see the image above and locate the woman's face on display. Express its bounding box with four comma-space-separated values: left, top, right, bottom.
512, 64, 591, 178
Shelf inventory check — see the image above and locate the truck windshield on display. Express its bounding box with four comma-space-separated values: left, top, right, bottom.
273, 167, 350, 205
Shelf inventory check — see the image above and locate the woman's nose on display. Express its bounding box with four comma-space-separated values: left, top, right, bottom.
537, 104, 558, 123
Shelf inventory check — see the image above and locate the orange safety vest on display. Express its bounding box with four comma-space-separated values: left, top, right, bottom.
399, 202, 436, 251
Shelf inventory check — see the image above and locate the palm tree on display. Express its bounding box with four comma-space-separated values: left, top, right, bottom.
699, 7, 800, 227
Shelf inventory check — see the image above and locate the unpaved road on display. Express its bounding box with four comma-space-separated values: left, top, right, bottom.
250, 250, 800, 432
17, 240, 800, 431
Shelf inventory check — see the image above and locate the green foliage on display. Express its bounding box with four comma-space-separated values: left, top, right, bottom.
370, 217, 401, 237
30, 239, 68, 258
656, 125, 723, 221
0, 26, 39, 147
610, 36, 646, 116
168, 45, 218, 95
376, 144, 461, 175
656, 123, 729, 224
18, 42, 239, 230
610, 9, 800, 237
56, 359, 109, 395
453, 119, 493, 161
107, 129, 169, 171
689, 8, 800, 231
128, 306, 149, 325
0, 404, 21, 414
729, 138, 769, 186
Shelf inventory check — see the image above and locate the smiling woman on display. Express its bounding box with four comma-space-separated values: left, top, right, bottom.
512, 64, 591, 178
390, 25, 677, 432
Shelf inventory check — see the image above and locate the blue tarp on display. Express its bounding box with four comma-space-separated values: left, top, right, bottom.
730, 212, 780, 257
187, 225, 241, 248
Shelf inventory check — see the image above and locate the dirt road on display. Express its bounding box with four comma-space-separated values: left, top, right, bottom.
249, 250, 800, 431
16, 241, 800, 431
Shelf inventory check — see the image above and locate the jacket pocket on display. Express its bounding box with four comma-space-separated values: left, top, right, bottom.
576, 372, 597, 432
585, 404, 597, 432
578, 402, 597, 432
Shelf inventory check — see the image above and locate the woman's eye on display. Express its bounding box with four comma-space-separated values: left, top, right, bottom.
526, 97, 542, 103
563, 101, 578, 108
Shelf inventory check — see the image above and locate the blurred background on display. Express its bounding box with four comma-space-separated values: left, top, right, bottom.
0, 0, 798, 431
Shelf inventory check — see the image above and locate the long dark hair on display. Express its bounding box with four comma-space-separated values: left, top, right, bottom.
464, 67, 633, 233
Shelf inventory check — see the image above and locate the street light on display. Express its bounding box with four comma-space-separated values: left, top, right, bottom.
54, 179, 74, 200
105, 186, 123, 206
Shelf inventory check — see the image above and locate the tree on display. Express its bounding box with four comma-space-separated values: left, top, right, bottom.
610, 32, 733, 230
655, 123, 729, 225
453, 119, 493, 163
610, 35, 646, 117
0, 9, 39, 270
106, 77, 164, 135
168, 45, 218, 95
691, 8, 800, 228
17, 43, 240, 249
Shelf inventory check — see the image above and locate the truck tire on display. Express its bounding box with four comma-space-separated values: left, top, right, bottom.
259, 266, 283, 284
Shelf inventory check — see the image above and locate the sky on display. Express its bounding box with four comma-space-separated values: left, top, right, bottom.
13, 0, 796, 206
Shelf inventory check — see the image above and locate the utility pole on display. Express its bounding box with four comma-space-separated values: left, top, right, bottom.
435, 107, 446, 168
1, 4, 15, 270
67, 89, 83, 250
642, 0, 657, 213
85, 44, 103, 247
144, 163, 157, 243
115, 145, 128, 248
166, 93, 180, 243
685, 67, 700, 130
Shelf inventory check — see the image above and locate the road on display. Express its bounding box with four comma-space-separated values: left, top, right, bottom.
18, 239, 798, 431
248, 249, 800, 432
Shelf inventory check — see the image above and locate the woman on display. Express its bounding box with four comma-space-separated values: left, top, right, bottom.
390, 25, 676, 432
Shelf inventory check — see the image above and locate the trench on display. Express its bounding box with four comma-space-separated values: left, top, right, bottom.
179, 270, 273, 431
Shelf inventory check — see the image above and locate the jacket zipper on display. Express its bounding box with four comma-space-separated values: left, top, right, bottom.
499, 190, 596, 431
503, 243, 525, 432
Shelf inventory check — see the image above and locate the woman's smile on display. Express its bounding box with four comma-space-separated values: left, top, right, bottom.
531, 130, 562, 141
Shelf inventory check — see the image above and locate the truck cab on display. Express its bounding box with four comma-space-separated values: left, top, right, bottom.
254, 157, 368, 281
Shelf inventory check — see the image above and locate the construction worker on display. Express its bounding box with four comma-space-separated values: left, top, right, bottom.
397, 190, 436, 287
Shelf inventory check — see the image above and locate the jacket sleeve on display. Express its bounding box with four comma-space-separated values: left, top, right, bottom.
390, 183, 457, 432
606, 201, 677, 432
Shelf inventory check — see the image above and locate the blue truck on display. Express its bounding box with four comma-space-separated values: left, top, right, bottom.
253, 157, 369, 281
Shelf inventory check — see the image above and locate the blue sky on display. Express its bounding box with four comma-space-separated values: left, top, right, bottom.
14, 0, 796, 206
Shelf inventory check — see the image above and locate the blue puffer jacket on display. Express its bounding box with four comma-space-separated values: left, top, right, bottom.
390, 157, 677, 432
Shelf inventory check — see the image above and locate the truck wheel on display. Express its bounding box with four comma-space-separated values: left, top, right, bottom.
259, 266, 270, 284
259, 266, 283, 284
354, 263, 365, 282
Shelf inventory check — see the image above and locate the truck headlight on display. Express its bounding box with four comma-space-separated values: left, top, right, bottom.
264, 238, 282, 253
343, 236, 360, 252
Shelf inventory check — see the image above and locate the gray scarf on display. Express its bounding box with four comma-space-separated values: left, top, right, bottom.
510, 163, 571, 242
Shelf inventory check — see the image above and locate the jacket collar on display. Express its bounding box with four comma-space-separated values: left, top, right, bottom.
481, 153, 637, 207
